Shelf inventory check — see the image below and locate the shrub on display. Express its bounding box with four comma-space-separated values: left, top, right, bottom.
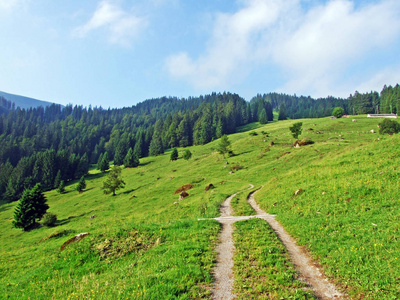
289, 122, 302, 139
249, 131, 258, 136
42, 212, 57, 227
379, 119, 400, 135
332, 107, 345, 118
231, 165, 243, 172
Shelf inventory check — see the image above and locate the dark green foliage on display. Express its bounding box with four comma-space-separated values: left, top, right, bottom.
75, 153, 89, 178
13, 183, 48, 231
76, 176, 86, 193
99, 152, 109, 172
332, 107, 345, 118
103, 166, 125, 196
183, 149, 192, 160
379, 119, 400, 135
289, 122, 303, 139
217, 135, 231, 158
278, 103, 287, 120
249, 131, 258, 136
54, 170, 62, 190
170, 148, 178, 161
42, 212, 57, 227
57, 180, 65, 194
258, 108, 268, 124
124, 148, 139, 168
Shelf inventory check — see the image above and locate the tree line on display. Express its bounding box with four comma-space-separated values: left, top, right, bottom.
1, 84, 399, 203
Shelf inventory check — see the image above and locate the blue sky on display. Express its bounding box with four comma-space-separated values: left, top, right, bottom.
1, 0, 399, 108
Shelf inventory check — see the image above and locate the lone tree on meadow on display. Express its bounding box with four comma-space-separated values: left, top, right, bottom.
57, 180, 65, 194
289, 122, 303, 139
183, 149, 192, 161
103, 166, 125, 196
170, 148, 178, 161
76, 176, 86, 193
13, 183, 49, 231
217, 135, 231, 158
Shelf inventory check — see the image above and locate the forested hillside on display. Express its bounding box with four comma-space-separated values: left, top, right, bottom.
1, 84, 399, 203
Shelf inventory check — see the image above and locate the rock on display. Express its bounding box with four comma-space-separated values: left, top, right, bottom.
205, 183, 215, 191
229, 171, 233, 175
174, 202, 179, 205
370, 129, 375, 133
89, 215, 96, 219
269, 141, 275, 146
352, 119, 356, 122
61, 233, 90, 251
179, 191, 189, 200
294, 189, 303, 195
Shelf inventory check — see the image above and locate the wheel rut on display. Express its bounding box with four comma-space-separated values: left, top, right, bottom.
209, 185, 345, 300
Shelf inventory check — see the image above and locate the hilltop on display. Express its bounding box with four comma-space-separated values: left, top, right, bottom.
0, 91, 58, 110
1, 115, 400, 299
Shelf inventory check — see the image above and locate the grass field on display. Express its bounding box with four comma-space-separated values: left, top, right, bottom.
1, 115, 400, 299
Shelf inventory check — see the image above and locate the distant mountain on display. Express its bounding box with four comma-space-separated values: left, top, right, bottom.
0, 91, 58, 110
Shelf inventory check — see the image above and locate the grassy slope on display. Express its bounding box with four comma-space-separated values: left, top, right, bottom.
1, 116, 400, 299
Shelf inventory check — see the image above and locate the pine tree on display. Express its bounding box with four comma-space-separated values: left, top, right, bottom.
13, 183, 49, 230
124, 148, 139, 168
30, 183, 49, 220
170, 148, 178, 161
57, 180, 65, 194
278, 103, 287, 120
217, 135, 231, 158
12, 189, 36, 230
97, 153, 104, 170
259, 108, 268, 124
76, 176, 86, 193
54, 170, 62, 189
75, 153, 89, 178
99, 152, 109, 172
103, 166, 125, 196
183, 149, 192, 161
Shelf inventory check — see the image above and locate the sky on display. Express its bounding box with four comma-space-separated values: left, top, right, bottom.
0, 0, 400, 108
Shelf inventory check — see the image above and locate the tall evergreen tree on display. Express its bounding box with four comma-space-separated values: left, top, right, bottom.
259, 108, 268, 124
99, 152, 109, 172
217, 135, 231, 158
170, 148, 178, 161
76, 176, 86, 193
278, 103, 287, 120
12, 189, 36, 230
54, 170, 62, 189
124, 148, 139, 168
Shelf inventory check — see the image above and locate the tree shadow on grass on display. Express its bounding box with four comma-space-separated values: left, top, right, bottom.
0, 202, 13, 213
139, 161, 153, 167
56, 213, 86, 226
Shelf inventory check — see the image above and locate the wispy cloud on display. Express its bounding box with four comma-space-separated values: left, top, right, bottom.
0, 0, 26, 13
73, 0, 147, 47
166, 0, 400, 97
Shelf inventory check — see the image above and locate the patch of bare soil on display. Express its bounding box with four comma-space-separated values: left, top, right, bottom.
248, 191, 345, 300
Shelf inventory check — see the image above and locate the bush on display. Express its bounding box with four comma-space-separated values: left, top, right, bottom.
231, 165, 243, 172
249, 131, 258, 136
332, 107, 345, 118
42, 212, 57, 227
379, 119, 400, 135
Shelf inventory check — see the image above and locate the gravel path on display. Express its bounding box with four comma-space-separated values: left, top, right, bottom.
210, 186, 344, 300
248, 190, 345, 299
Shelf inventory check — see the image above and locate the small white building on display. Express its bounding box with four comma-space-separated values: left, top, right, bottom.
367, 114, 398, 119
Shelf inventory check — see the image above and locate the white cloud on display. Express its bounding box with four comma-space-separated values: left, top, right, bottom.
166, 0, 400, 97
73, 0, 147, 46
0, 0, 27, 13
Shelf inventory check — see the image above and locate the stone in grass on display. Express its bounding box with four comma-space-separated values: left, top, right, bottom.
294, 189, 304, 195
179, 191, 189, 200
205, 183, 215, 191
60, 232, 90, 251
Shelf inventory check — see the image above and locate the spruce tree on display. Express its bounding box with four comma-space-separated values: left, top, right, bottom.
30, 183, 49, 220
57, 180, 65, 194
259, 108, 268, 124
13, 189, 36, 230
170, 148, 178, 161
124, 148, 139, 168
54, 170, 62, 189
76, 176, 86, 193
99, 152, 109, 172
278, 103, 287, 120
13, 183, 48, 230
217, 135, 231, 158
183, 149, 192, 161
97, 153, 104, 170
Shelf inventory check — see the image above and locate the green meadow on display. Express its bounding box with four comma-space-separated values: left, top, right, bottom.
1, 115, 400, 299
